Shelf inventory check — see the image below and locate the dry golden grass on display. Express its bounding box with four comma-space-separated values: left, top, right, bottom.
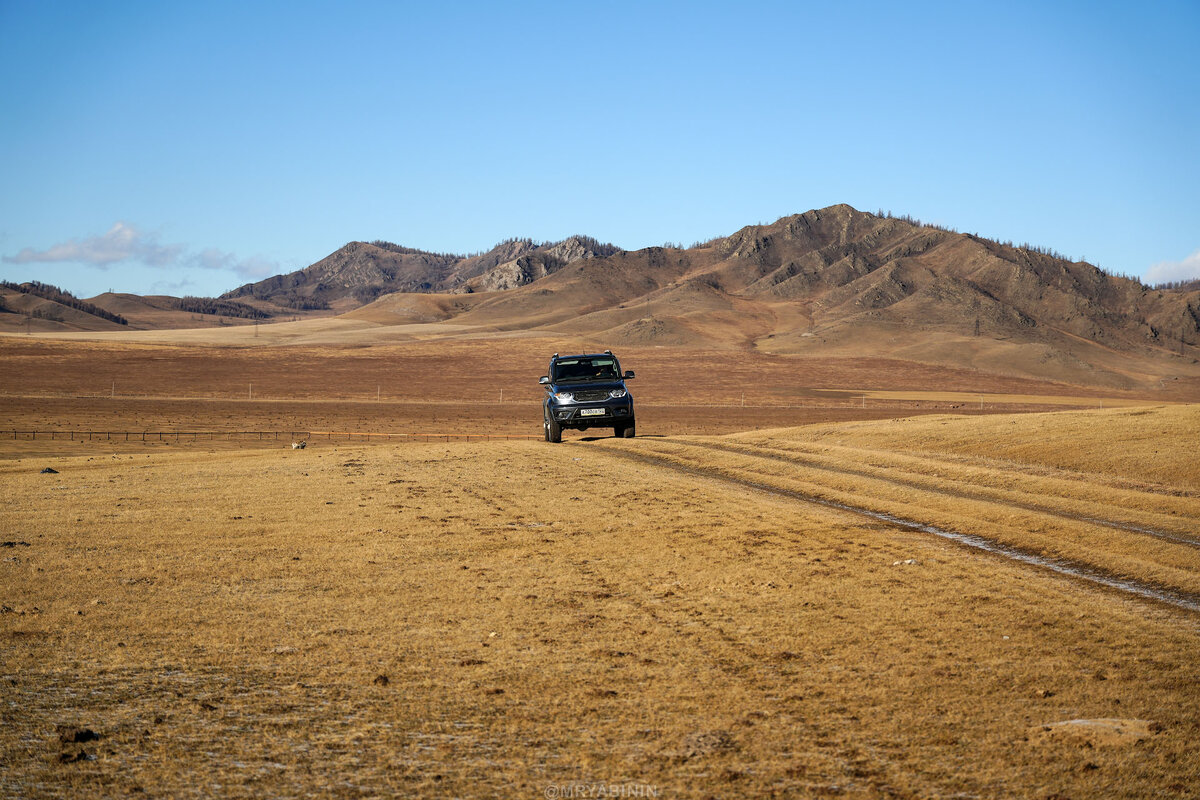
3, 406, 1200, 798
616, 406, 1200, 598
781, 404, 1200, 492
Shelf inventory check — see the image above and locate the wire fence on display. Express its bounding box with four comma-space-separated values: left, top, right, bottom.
6, 430, 541, 443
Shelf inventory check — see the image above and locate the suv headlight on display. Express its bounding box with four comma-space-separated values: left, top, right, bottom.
609, 387, 628, 398
553, 391, 574, 403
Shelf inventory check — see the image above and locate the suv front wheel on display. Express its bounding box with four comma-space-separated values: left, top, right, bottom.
615, 422, 635, 438
545, 412, 563, 443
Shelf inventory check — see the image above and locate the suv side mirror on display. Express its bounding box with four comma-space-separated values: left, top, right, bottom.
539, 376, 550, 385
623, 370, 635, 379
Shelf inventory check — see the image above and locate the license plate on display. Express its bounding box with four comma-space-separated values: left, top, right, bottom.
580, 408, 605, 417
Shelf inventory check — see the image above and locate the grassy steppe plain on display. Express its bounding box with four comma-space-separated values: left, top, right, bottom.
3, 402, 1199, 798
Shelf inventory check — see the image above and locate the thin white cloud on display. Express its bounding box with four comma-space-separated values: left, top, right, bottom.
191, 247, 233, 271
233, 255, 279, 280
3, 223, 281, 287
1145, 249, 1200, 286
3, 222, 182, 267
150, 276, 200, 295
189, 248, 278, 280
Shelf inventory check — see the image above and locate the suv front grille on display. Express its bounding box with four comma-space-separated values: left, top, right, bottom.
573, 390, 610, 402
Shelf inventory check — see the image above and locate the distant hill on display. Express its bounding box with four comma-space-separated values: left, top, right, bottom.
4, 205, 1197, 392
1156, 278, 1200, 293
364, 204, 1199, 389
0, 283, 292, 333
0, 281, 130, 333
220, 235, 620, 309
88, 294, 277, 329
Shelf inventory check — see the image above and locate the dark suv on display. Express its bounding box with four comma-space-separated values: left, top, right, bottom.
540, 351, 635, 442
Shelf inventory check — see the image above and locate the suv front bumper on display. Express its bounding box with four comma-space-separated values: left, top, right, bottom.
546, 398, 634, 429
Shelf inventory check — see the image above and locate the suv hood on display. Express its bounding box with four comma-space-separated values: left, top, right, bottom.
551, 380, 625, 392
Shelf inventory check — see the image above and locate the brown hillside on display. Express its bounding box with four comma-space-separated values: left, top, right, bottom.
340, 292, 486, 325
223, 241, 462, 307
223, 236, 620, 308
0, 286, 126, 333
403, 205, 1198, 390
87, 293, 246, 330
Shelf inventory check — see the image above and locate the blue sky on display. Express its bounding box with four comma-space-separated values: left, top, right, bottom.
2, 0, 1198, 298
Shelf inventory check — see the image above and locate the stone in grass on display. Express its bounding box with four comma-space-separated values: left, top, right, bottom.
372, 674, 390, 686
41, 467, 59, 474
57, 726, 99, 744
56, 725, 99, 764
59, 747, 94, 763
676, 730, 738, 761
1028, 718, 1163, 747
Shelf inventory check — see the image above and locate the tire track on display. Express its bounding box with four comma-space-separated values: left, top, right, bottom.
688, 439, 1200, 549
595, 444, 1200, 615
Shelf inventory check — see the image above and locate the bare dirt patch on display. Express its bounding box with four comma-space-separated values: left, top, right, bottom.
1029, 718, 1163, 748
0, 336, 1152, 459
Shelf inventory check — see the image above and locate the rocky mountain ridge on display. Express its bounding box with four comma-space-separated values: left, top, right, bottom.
6, 205, 1198, 392
220, 235, 619, 308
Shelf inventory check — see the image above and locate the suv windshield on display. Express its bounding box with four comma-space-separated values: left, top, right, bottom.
552, 356, 619, 383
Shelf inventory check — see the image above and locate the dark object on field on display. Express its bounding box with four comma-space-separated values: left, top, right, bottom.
57, 726, 99, 744
40, 467, 59, 474
58, 747, 92, 763
1, 541, 31, 548
372, 674, 390, 686
56, 726, 100, 764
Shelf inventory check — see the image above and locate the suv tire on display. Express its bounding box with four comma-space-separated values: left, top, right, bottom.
616, 422, 636, 438
546, 413, 563, 443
